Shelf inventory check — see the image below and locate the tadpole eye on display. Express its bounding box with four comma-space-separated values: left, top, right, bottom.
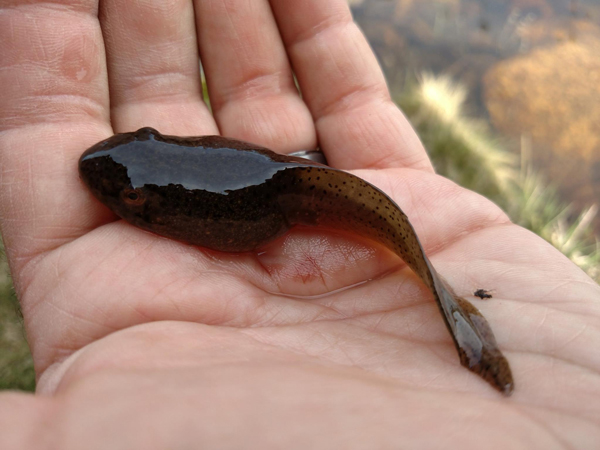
122, 188, 145, 205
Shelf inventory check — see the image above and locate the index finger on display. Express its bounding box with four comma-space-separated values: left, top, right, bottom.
0, 0, 110, 274
269, 0, 432, 172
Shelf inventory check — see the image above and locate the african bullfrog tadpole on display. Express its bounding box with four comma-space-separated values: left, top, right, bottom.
79, 127, 514, 395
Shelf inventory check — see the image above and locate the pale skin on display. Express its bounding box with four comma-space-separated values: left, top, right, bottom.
0, 0, 599, 448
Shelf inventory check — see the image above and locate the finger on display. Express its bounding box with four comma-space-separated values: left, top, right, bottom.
194, 0, 315, 153
0, 0, 112, 274
269, 0, 432, 171
100, 0, 215, 135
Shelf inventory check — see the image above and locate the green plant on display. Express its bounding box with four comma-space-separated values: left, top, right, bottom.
0, 242, 35, 391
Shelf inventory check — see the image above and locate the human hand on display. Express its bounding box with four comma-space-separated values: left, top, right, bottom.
1, 0, 599, 448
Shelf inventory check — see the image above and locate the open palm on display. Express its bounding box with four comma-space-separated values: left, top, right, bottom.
1, 0, 599, 448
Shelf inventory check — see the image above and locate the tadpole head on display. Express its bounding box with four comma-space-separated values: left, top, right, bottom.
78, 130, 153, 218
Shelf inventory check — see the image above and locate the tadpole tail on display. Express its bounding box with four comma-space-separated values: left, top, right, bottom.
281, 163, 515, 395
432, 274, 514, 395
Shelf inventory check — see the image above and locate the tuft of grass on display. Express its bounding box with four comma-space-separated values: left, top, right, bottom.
0, 242, 35, 391
398, 73, 600, 283
512, 144, 600, 281
399, 74, 515, 208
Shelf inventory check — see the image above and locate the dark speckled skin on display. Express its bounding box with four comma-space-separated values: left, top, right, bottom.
79, 127, 514, 395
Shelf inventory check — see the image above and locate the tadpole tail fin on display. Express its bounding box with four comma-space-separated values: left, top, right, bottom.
453, 296, 514, 395
433, 274, 514, 396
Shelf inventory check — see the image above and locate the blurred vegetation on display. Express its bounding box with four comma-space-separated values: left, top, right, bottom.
0, 243, 35, 391
398, 73, 600, 282
0, 73, 598, 392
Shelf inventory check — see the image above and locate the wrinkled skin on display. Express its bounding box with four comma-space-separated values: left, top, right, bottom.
0, 0, 599, 449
